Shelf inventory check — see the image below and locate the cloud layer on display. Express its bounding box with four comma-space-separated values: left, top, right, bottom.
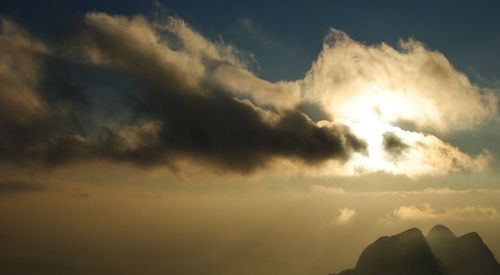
0, 13, 496, 177
393, 204, 499, 221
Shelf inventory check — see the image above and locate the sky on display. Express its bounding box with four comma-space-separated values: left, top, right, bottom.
1, 1, 500, 274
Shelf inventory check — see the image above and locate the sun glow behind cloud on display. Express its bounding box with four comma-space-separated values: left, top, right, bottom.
0, 14, 496, 178
300, 30, 496, 177
331, 112, 491, 177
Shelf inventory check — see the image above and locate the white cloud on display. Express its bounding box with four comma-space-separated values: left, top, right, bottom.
84, 13, 301, 111
338, 123, 491, 177
296, 29, 496, 177
337, 208, 356, 223
302, 29, 497, 132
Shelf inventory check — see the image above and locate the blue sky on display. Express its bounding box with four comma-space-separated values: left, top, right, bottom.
2, 0, 500, 82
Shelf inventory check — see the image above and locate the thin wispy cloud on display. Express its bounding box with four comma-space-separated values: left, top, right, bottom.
393, 204, 499, 221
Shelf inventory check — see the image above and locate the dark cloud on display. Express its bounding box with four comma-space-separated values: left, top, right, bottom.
0, 14, 366, 173
383, 132, 409, 159
296, 101, 331, 122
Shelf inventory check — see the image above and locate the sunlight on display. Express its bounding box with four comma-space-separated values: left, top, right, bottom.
330, 83, 486, 177
335, 83, 432, 125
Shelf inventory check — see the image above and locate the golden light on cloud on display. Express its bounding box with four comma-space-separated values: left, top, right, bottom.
298, 29, 497, 177
337, 120, 491, 177
0, 12, 496, 179
337, 208, 356, 223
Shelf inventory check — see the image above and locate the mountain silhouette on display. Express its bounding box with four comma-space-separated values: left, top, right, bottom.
332, 225, 500, 275
427, 224, 499, 275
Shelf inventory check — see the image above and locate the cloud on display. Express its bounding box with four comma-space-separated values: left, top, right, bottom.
0, 12, 495, 177
393, 204, 499, 221
382, 132, 409, 160
298, 29, 496, 176
0, 14, 365, 173
338, 123, 491, 177
0, 19, 54, 166
0, 19, 48, 126
337, 208, 356, 223
312, 186, 500, 197
310, 185, 346, 195
368, 187, 498, 197
303, 29, 497, 133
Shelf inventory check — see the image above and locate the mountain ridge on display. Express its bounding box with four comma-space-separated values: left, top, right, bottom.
332, 225, 500, 275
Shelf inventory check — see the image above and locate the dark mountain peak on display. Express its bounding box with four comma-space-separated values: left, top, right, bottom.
333, 225, 500, 275
458, 231, 481, 242
403, 227, 424, 236
427, 224, 457, 248
428, 224, 456, 239
365, 227, 425, 253
369, 227, 424, 244
353, 227, 442, 275
427, 227, 500, 275
457, 231, 499, 272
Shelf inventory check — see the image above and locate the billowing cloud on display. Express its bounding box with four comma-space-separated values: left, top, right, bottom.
303, 29, 497, 132
393, 204, 499, 221
0, 19, 48, 126
337, 208, 356, 223
0, 12, 495, 177
0, 14, 365, 173
299, 29, 495, 177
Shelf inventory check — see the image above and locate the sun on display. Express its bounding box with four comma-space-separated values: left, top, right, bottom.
326, 83, 480, 177
335, 83, 428, 125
